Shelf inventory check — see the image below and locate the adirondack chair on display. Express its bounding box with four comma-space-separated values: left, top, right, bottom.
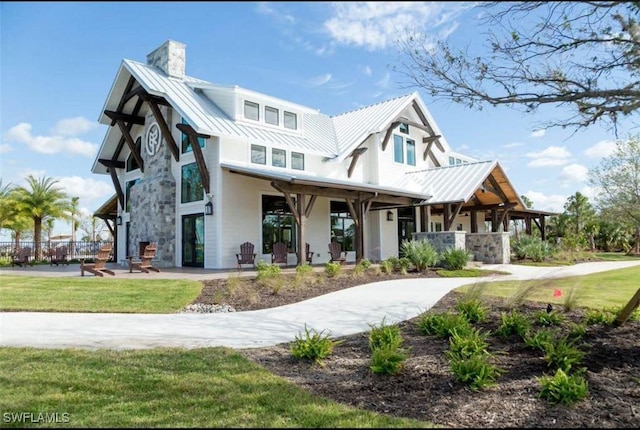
11, 246, 32, 267
305, 243, 314, 265
271, 242, 288, 267
50, 246, 69, 266
236, 242, 256, 270
80, 244, 115, 277
328, 241, 347, 264
129, 243, 160, 273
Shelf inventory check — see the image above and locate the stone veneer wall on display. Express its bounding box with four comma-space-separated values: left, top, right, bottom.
128, 106, 176, 267
412, 231, 466, 253
465, 232, 511, 264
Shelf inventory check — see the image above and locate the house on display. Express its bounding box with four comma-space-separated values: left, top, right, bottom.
92, 40, 552, 269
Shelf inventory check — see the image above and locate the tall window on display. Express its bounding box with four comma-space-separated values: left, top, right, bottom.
125, 178, 141, 212
262, 195, 296, 254
284, 111, 297, 130
406, 139, 416, 166
272, 148, 286, 168
244, 101, 259, 121
330, 201, 354, 252
393, 135, 404, 163
126, 137, 142, 172
265, 106, 279, 125
181, 162, 203, 203
291, 152, 304, 170
181, 118, 205, 153
251, 144, 266, 164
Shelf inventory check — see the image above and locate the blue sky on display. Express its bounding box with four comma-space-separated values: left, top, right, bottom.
0, 1, 630, 237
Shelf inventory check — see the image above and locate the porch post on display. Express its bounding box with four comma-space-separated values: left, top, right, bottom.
470, 210, 478, 233
296, 193, 306, 266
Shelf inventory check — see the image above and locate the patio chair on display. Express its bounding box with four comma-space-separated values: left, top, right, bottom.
328, 241, 347, 265
236, 241, 256, 270
305, 242, 314, 265
50, 246, 69, 266
271, 241, 288, 267
11, 246, 32, 267
80, 244, 115, 277
128, 243, 160, 273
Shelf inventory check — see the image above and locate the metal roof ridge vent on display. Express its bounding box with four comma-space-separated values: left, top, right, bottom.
146, 40, 186, 79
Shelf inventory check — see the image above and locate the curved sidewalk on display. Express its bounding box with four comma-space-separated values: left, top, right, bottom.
1, 260, 639, 351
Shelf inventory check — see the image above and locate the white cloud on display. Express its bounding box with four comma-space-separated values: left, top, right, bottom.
255, 2, 295, 24
503, 142, 524, 149
362, 65, 372, 76
323, 2, 471, 51
55, 176, 114, 202
523, 190, 567, 213
375, 72, 391, 89
558, 163, 588, 185
526, 145, 571, 167
309, 73, 332, 86
3, 122, 98, 157
585, 140, 616, 158
0, 143, 12, 154
51, 117, 97, 136
531, 129, 545, 138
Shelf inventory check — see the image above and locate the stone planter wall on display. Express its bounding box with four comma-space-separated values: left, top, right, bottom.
465, 232, 511, 264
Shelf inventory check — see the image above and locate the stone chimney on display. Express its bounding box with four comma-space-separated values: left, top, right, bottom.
146, 40, 186, 79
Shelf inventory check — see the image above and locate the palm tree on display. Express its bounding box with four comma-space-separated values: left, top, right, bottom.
0, 179, 17, 231
12, 175, 71, 260
564, 192, 595, 237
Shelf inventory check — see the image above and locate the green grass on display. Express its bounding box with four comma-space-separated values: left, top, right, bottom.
458, 265, 640, 310
0, 276, 203, 313
0, 347, 436, 428
436, 269, 511, 277
593, 252, 640, 261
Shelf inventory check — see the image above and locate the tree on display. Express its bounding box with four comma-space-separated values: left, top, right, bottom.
589, 135, 640, 253
394, 2, 640, 134
564, 192, 596, 237
0, 179, 17, 231
12, 175, 71, 260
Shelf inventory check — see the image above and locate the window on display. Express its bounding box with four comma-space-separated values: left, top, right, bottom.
406, 139, 416, 166
284, 111, 297, 130
399, 122, 409, 134
330, 201, 354, 252
180, 118, 205, 153
291, 152, 304, 170
272, 148, 286, 168
393, 135, 404, 163
449, 156, 456, 166
181, 162, 203, 203
126, 137, 142, 172
430, 221, 443, 232
265, 106, 279, 126
456, 158, 463, 165
251, 144, 266, 164
262, 195, 296, 254
244, 100, 259, 121
125, 178, 141, 212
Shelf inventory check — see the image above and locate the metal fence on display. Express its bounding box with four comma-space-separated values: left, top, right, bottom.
0, 241, 115, 262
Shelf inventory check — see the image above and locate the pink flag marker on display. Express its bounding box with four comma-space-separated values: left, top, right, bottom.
553, 289, 562, 298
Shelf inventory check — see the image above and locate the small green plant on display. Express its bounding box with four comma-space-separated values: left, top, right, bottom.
440, 248, 472, 271
400, 240, 439, 271
542, 336, 585, 372
324, 261, 341, 278
256, 261, 281, 282
533, 309, 565, 327
290, 325, 343, 366
397, 257, 412, 275
537, 368, 589, 404
416, 311, 473, 339
566, 322, 587, 340
455, 298, 488, 323
584, 308, 617, 325
496, 309, 531, 339
512, 235, 557, 262
447, 352, 503, 391
358, 258, 372, 270
295, 263, 313, 275
369, 345, 409, 375
368, 318, 403, 351
447, 327, 491, 360
523, 327, 558, 352
380, 259, 394, 274
386, 256, 400, 271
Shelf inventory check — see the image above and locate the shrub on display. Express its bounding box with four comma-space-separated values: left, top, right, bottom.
380, 259, 394, 274
370, 345, 409, 375
542, 336, 585, 372
324, 262, 341, 278
290, 325, 343, 366
368, 318, 403, 351
397, 257, 412, 275
567, 322, 587, 340
256, 260, 281, 282
523, 327, 558, 352
400, 240, 439, 271
533, 309, 565, 327
447, 353, 503, 391
440, 248, 472, 271
512, 236, 556, 262
417, 311, 473, 339
538, 368, 589, 404
455, 298, 488, 324
358, 258, 372, 270
585, 308, 617, 325
447, 327, 491, 360
295, 263, 313, 275
496, 310, 531, 339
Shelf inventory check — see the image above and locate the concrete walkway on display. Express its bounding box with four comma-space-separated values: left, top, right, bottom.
1, 260, 639, 351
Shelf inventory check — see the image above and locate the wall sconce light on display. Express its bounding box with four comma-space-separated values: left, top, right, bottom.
386, 210, 394, 222
204, 201, 213, 216
116, 216, 122, 226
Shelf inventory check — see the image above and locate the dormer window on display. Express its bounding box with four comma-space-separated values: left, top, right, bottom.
399, 122, 409, 134
265, 106, 279, 126
284, 111, 297, 130
244, 101, 259, 121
